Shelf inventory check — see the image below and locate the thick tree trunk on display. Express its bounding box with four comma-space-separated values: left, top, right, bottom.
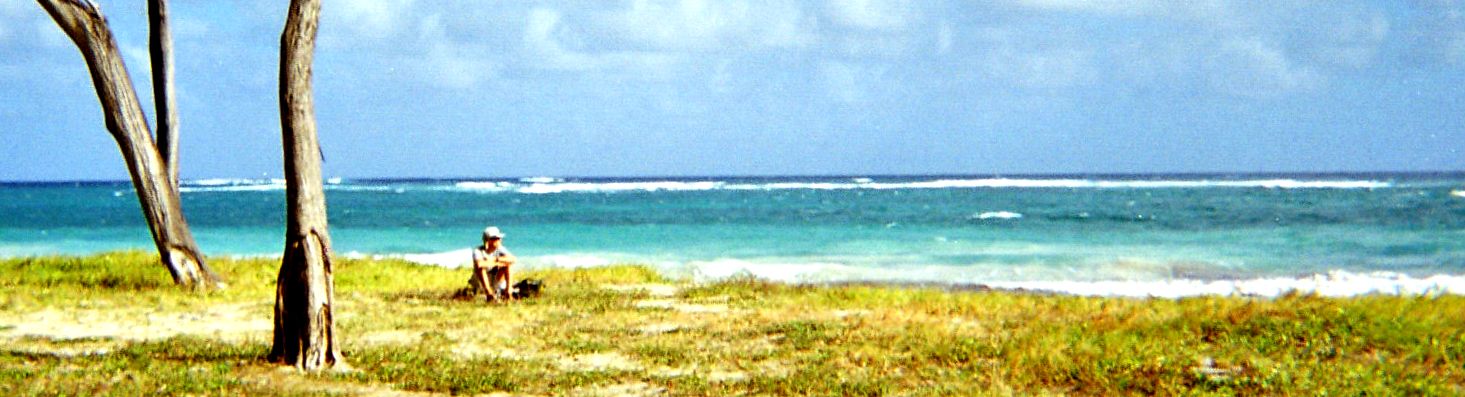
148, 0, 179, 185
37, 0, 219, 289
269, 0, 344, 371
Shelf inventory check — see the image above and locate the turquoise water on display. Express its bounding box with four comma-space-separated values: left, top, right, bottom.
3, 174, 1464, 294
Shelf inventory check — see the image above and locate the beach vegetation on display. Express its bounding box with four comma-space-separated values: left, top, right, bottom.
1, 252, 1462, 395
36, 0, 219, 289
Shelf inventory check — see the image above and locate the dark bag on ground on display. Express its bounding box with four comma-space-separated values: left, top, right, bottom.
513, 279, 543, 299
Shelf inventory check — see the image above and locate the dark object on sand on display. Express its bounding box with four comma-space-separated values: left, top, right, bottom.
455, 276, 543, 302
513, 279, 543, 299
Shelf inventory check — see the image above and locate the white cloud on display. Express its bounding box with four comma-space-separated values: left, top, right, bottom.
303, 0, 931, 88
819, 1, 931, 59
596, 0, 816, 51
986, 1, 1397, 97
1007, 0, 1161, 15
523, 7, 683, 78
1003, 0, 1233, 22
825, 0, 913, 31
603, 0, 734, 49
333, 0, 415, 40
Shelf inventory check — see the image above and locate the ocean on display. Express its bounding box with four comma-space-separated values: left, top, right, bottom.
3, 173, 1464, 297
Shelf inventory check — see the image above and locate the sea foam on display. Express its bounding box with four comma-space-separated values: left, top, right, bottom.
397, 249, 476, 268
381, 252, 1464, 298
681, 259, 1464, 298
441, 177, 1392, 195
518, 181, 724, 194
181, 178, 397, 193
983, 272, 1465, 298
976, 211, 1023, 220
179, 179, 286, 192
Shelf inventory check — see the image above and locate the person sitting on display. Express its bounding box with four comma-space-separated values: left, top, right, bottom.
470, 226, 517, 302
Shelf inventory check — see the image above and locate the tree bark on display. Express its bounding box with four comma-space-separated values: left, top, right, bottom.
37, 0, 219, 289
269, 0, 345, 371
148, 0, 179, 185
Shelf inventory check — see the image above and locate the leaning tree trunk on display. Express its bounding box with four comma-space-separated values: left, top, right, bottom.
148, 0, 179, 185
38, 0, 219, 289
269, 0, 345, 371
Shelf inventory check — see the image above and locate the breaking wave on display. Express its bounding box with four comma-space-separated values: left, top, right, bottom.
374, 251, 1464, 298
180, 178, 285, 192
975, 211, 1024, 220
446, 177, 1393, 194
178, 177, 1394, 194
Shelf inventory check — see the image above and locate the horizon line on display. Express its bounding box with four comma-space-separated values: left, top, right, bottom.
5, 169, 1465, 184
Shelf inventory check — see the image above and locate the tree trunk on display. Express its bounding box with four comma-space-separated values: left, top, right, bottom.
269, 0, 345, 371
148, 0, 179, 185
37, 0, 219, 289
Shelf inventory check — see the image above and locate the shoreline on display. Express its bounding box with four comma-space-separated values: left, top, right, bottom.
6, 250, 1462, 298
366, 251, 1465, 298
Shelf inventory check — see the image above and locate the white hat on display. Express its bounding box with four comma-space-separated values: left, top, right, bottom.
483, 226, 505, 239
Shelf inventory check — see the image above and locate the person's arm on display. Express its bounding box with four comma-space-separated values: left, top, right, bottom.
472, 248, 488, 268
496, 249, 517, 266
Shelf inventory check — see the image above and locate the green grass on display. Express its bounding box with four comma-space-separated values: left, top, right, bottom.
2, 252, 1463, 396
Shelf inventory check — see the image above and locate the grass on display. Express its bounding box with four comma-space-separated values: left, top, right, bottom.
1, 252, 1463, 395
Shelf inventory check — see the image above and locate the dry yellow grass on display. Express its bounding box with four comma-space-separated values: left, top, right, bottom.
2, 252, 1463, 396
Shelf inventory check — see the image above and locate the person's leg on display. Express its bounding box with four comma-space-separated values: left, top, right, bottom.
491, 267, 508, 302
472, 266, 493, 302
492, 266, 511, 301
503, 266, 513, 301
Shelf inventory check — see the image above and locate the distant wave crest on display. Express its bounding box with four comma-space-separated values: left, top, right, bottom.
180, 178, 285, 192
181, 178, 390, 193
448, 177, 1391, 194
178, 177, 1395, 194
976, 211, 1024, 220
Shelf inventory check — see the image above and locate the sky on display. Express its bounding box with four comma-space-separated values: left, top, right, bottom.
1, 0, 1463, 181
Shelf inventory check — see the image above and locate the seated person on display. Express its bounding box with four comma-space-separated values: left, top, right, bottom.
471, 226, 517, 302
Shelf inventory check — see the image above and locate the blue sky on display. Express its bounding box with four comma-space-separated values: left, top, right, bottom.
2, 0, 1463, 181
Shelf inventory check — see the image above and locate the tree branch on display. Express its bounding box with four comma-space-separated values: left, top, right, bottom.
149, 0, 179, 185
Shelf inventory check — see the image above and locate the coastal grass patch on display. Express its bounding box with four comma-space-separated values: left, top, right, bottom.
0, 337, 272, 396
2, 252, 1463, 395
0, 251, 173, 291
